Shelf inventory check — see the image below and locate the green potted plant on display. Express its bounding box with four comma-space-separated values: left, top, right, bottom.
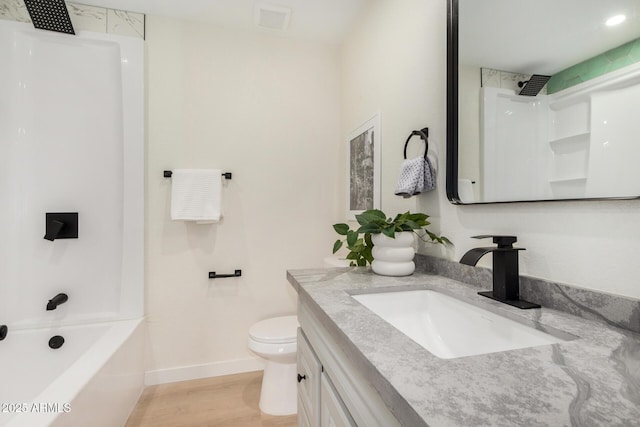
332, 209, 450, 275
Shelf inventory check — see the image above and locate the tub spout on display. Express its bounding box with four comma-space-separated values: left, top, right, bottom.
47, 293, 68, 311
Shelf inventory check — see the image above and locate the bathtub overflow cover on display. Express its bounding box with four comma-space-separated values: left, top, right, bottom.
49, 335, 65, 349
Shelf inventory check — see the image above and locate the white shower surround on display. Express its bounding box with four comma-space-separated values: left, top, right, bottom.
0, 20, 144, 325
0, 19, 144, 426
481, 62, 640, 202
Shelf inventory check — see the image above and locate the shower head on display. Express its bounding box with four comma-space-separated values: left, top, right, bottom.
23, 0, 75, 35
517, 74, 551, 96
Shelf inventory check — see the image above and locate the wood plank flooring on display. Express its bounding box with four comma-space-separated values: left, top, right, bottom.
125, 371, 297, 427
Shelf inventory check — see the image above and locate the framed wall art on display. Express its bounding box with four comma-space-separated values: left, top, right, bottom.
347, 114, 381, 220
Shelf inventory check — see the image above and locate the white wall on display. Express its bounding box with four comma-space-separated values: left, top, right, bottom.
144, 0, 640, 381
145, 16, 341, 379
343, 0, 640, 299
341, 0, 438, 218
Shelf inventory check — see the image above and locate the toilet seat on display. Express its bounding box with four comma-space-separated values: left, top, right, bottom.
249, 315, 298, 344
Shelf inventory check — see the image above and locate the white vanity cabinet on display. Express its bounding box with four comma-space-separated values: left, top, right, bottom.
320, 372, 356, 427
297, 329, 321, 426
297, 297, 401, 427
297, 329, 356, 427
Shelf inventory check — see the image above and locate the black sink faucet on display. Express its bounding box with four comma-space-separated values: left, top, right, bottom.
460, 235, 540, 309
47, 293, 68, 311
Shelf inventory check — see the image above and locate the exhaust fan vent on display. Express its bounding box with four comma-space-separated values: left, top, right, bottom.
254, 3, 291, 31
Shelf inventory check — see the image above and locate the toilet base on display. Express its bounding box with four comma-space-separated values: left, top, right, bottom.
259, 360, 297, 416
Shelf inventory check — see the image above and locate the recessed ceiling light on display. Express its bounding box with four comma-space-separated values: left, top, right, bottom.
606, 14, 626, 27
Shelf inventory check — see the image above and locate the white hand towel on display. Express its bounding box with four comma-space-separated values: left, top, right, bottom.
170, 169, 222, 222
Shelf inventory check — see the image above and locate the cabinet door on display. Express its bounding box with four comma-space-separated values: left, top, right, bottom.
298, 397, 312, 427
320, 372, 356, 427
297, 329, 321, 427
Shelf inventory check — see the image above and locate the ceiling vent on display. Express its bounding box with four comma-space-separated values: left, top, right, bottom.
254, 3, 291, 31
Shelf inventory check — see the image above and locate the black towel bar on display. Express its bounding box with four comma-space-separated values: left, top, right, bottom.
209, 270, 242, 279
403, 127, 429, 160
164, 170, 232, 180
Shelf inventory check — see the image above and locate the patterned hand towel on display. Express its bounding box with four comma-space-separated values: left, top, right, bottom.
423, 156, 436, 192
395, 156, 437, 198
394, 157, 425, 198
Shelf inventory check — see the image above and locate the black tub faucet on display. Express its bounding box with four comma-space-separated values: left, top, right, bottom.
47, 293, 68, 311
44, 213, 78, 241
460, 235, 540, 309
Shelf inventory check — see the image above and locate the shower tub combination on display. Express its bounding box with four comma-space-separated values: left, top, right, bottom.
0, 18, 144, 427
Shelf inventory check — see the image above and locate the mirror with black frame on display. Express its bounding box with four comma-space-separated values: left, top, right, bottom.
446, 0, 640, 204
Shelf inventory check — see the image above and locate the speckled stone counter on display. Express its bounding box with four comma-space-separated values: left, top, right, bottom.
287, 268, 640, 426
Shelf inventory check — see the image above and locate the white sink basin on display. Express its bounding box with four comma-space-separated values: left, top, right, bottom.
352, 289, 570, 359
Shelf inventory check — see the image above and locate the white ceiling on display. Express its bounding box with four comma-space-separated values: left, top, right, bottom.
77, 0, 370, 44
74, 0, 640, 73
459, 0, 640, 74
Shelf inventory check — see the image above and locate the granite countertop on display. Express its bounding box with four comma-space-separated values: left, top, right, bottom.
287, 268, 640, 427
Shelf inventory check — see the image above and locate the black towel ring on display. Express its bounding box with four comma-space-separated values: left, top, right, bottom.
403, 127, 429, 160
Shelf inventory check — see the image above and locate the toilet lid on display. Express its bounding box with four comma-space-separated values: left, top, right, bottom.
249, 315, 298, 344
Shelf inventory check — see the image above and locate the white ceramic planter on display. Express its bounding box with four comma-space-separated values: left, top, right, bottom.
371, 232, 416, 276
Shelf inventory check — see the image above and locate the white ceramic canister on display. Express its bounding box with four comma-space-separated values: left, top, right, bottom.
370, 231, 415, 276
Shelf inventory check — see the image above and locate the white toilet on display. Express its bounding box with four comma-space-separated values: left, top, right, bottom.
248, 315, 299, 416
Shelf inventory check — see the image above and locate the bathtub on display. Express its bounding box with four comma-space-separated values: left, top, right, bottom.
0, 319, 144, 427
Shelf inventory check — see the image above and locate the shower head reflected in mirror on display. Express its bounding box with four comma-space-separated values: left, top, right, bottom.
23, 0, 75, 35
517, 74, 551, 96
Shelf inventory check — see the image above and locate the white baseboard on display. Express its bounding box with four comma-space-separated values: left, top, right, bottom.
145, 357, 265, 386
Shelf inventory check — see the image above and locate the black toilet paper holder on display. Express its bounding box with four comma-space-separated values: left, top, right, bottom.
209, 270, 242, 279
